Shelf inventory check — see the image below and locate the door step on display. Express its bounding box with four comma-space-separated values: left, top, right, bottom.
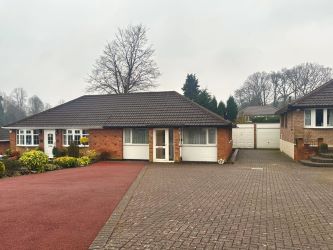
300, 160, 333, 168
310, 156, 333, 163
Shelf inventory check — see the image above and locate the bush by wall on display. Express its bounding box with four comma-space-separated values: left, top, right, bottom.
52, 147, 68, 157
0, 162, 5, 177
77, 156, 91, 166
54, 156, 78, 168
319, 143, 329, 153
19, 150, 49, 173
68, 143, 80, 158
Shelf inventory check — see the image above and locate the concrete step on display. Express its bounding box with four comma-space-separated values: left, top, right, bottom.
300, 160, 333, 168
318, 152, 333, 159
310, 156, 333, 163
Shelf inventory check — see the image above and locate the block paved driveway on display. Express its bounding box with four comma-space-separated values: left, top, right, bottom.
0, 161, 144, 250
104, 150, 333, 249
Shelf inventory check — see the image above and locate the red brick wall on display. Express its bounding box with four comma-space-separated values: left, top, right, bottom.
173, 128, 181, 162
148, 128, 153, 162
0, 141, 9, 154
217, 127, 233, 161
89, 128, 123, 160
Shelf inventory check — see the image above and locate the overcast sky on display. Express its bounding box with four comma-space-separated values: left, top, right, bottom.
1, 0, 333, 106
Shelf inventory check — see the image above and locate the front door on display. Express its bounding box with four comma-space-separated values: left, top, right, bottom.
153, 128, 169, 162
44, 130, 56, 158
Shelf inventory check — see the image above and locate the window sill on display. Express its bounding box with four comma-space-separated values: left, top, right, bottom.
181, 144, 217, 147
124, 143, 149, 146
63, 145, 89, 148
16, 145, 39, 147
304, 126, 333, 129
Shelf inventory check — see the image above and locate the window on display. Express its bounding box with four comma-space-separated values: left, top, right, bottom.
316, 109, 324, 127
124, 128, 148, 144
16, 130, 39, 146
182, 128, 216, 145
304, 110, 311, 126
48, 133, 54, 144
63, 129, 89, 146
327, 109, 333, 126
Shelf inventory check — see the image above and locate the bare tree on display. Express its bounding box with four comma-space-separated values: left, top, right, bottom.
285, 62, 332, 98
244, 72, 271, 106
28, 95, 44, 115
44, 103, 52, 110
10, 88, 27, 111
87, 24, 160, 94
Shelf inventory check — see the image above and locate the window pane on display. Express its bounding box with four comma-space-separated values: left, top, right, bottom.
20, 135, 25, 145
68, 135, 74, 145
75, 130, 80, 134
26, 135, 32, 145
82, 130, 88, 135
33, 135, 39, 145
124, 129, 131, 143
63, 134, 67, 145
208, 128, 216, 144
183, 128, 207, 144
327, 109, 333, 126
316, 109, 323, 127
304, 110, 311, 126
26, 130, 31, 134
74, 135, 81, 145
48, 134, 54, 144
16, 133, 19, 144
132, 128, 148, 144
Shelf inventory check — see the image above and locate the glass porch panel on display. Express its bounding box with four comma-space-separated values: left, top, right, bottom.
155, 148, 166, 159
155, 130, 165, 146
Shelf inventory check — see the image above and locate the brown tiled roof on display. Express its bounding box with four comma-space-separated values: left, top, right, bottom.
276, 79, 333, 114
3, 91, 231, 128
0, 128, 9, 141
239, 106, 278, 116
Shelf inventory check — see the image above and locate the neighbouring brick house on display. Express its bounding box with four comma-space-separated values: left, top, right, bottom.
237, 105, 278, 123
276, 79, 333, 160
2, 91, 233, 163
0, 128, 10, 155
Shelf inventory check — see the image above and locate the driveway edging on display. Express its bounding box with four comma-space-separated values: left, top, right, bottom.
89, 165, 148, 249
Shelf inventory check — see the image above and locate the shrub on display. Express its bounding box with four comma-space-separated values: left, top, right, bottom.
68, 143, 80, 158
5, 150, 21, 160
54, 156, 78, 168
84, 149, 98, 161
99, 151, 111, 161
0, 162, 5, 177
19, 150, 48, 173
2, 159, 22, 176
77, 156, 91, 166
45, 163, 59, 171
319, 143, 329, 153
80, 137, 89, 145
52, 147, 68, 157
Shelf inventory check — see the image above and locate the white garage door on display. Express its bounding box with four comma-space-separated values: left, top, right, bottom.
256, 124, 280, 149
232, 124, 255, 148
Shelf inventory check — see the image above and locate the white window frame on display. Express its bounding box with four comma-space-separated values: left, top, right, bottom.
16, 129, 40, 147
304, 108, 333, 128
123, 128, 149, 145
63, 129, 89, 147
181, 127, 217, 146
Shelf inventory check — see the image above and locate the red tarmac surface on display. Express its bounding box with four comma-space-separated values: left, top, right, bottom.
0, 162, 144, 250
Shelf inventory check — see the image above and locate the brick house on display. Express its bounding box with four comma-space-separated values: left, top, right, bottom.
276, 79, 333, 160
2, 91, 233, 163
0, 128, 10, 155
237, 105, 278, 123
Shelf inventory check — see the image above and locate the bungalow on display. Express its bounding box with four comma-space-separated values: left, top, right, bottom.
2, 91, 233, 163
237, 105, 279, 123
276, 79, 333, 160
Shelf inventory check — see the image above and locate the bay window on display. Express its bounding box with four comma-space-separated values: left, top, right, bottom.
16, 129, 40, 146
304, 108, 333, 128
124, 128, 148, 144
327, 109, 333, 126
63, 129, 89, 146
182, 128, 216, 145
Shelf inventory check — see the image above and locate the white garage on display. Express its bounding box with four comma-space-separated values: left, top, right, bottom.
256, 123, 280, 149
232, 123, 280, 149
232, 124, 255, 148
